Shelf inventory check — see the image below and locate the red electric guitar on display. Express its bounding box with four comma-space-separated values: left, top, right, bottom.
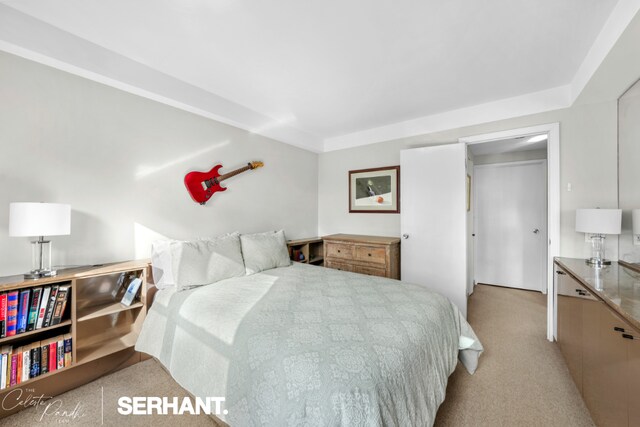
184, 161, 264, 205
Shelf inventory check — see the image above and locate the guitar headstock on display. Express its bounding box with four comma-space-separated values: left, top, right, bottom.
249, 161, 264, 169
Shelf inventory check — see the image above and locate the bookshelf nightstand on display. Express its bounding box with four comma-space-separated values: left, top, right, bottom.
0, 260, 151, 419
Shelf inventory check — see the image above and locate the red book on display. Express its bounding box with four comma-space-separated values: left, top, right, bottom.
48, 341, 57, 373
10, 353, 18, 386
6, 291, 19, 337
0, 293, 6, 338
15, 348, 22, 385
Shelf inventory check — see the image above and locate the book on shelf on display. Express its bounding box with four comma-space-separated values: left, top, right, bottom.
50, 286, 70, 326
57, 339, 64, 370
35, 286, 51, 330
17, 289, 31, 334
26, 287, 43, 332
0, 292, 7, 338
48, 339, 57, 373
9, 352, 18, 387
40, 340, 49, 375
21, 347, 30, 383
0, 293, 6, 338
42, 285, 59, 328
63, 334, 72, 367
15, 346, 22, 385
3, 336, 72, 389
6, 291, 19, 337
0, 345, 9, 389
29, 342, 41, 379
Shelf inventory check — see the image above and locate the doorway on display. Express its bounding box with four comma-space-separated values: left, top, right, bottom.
460, 123, 560, 341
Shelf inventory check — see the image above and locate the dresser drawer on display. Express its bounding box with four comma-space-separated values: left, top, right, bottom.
325, 260, 355, 272
325, 242, 354, 259
354, 264, 387, 277
354, 246, 386, 264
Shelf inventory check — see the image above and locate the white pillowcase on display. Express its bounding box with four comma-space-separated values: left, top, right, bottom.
151, 240, 174, 290
151, 232, 246, 291
240, 230, 291, 275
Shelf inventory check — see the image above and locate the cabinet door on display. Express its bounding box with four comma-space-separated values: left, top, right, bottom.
583, 303, 628, 427
628, 332, 640, 426
556, 271, 583, 392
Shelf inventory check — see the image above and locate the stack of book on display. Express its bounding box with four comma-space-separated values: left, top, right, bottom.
0, 285, 70, 338
0, 334, 72, 389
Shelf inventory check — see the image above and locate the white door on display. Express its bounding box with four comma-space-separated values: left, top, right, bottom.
401, 143, 468, 316
474, 160, 547, 291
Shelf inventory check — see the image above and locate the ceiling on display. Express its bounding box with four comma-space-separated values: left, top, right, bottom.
0, 0, 635, 152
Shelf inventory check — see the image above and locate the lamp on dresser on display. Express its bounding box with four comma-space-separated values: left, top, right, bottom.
9, 202, 71, 278
575, 208, 621, 267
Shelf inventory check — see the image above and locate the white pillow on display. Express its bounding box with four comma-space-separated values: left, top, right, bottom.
240, 230, 291, 275
151, 232, 246, 291
151, 240, 174, 290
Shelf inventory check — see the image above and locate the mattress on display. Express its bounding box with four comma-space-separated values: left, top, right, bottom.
136, 262, 482, 426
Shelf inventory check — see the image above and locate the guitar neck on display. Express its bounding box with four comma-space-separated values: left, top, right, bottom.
218, 164, 252, 182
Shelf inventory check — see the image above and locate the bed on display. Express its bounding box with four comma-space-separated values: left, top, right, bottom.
135, 261, 482, 426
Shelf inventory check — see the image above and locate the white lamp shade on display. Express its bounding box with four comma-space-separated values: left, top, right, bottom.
633, 209, 640, 235
9, 202, 71, 237
575, 208, 621, 235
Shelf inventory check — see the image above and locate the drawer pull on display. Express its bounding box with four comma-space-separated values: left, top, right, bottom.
556, 271, 566, 275
368, 253, 372, 257
622, 333, 634, 340
614, 326, 626, 333
337, 250, 341, 253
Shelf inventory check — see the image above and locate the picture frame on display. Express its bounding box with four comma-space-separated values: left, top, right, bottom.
349, 166, 400, 213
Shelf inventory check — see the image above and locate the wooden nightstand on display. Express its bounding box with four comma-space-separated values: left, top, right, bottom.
287, 237, 324, 266
323, 234, 400, 279
0, 260, 151, 419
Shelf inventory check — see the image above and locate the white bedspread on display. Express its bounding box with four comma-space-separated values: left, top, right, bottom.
136, 263, 482, 426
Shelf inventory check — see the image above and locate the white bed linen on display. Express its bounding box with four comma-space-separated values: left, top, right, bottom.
136, 263, 482, 426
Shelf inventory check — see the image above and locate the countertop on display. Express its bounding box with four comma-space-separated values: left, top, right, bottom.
555, 257, 640, 332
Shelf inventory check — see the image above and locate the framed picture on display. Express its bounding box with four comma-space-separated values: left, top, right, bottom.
349, 166, 400, 213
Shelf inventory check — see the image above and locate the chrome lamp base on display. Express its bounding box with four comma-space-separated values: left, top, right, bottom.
585, 258, 611, 268
24, 269, 57, 279
585, 234, 610, 268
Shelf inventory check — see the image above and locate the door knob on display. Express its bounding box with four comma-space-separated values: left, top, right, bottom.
533, 229, 540, 234
402, 234, 409, 239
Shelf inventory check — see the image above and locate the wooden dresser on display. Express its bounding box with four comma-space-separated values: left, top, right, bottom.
322, 234, 400, 279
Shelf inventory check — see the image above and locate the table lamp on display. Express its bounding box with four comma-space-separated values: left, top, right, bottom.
575, 208, 621, 267
9, 202, 71, 278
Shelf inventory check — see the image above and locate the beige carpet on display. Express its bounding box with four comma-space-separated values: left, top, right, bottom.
435, 284, 594, 426
2, 284, 594, 426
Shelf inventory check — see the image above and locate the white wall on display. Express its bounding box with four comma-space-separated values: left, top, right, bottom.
473, 148, 547, 165
0, 52, 318, 276
318, 10, 640, 264
318, 101, 619, 261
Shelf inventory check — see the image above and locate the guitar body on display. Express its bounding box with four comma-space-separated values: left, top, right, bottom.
184, 164, 227, 205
